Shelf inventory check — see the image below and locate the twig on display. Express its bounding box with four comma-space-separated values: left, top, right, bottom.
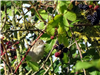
3, 61, 7, 75
43, 58, 57, 75
26, 69, 32, 75
1, 39, 12, 73
1, 57, 12, 74
74, 23, 100, 26
70, 27, 86, 75
67, 40, 79, 48
68, 0, 74, 8
33, 58, 57, 75
29, 1, 46, 24
1, 29, 43, 34
1, 4, 7, 32
11, 2, 16, 27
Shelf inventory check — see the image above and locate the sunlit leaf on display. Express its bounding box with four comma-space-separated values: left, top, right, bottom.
64, 11, 76, 21
26, 61, 39, 71
75, 61, 93, 71
44, 39, 56, 53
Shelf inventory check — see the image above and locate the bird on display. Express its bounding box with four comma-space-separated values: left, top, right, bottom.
28, 39, 45, 62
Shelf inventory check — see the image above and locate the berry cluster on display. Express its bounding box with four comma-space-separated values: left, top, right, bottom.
6, 41, 19, 60
54, 41, 68, 58
78, 3, 100, 25
1, 37, 19, 60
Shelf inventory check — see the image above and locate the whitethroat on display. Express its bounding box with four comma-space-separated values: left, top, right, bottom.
28, 39, 45, 62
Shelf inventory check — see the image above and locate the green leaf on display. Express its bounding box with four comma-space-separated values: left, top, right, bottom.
25, 56, 32, 61
48, 14, 62, 28
57, 25, 66, 35
59, 5, 67, 14
35, 22, 44, 30
47, 15, 62, 36
52, 49, 56, 55
38, 9, 51, 20
7, 8, 17, 16
66, 1, 73, 10
1, 68, 4, 74
58, 34, 68, 47
69, 20, 80, 27
36, 70, 45, 75
63, 15, 69, 27
25, 66, 31, 71
75, 61, 93, 71
62, 53, 68, 63
0, 0, 9, 7
54, 60, 61, 73
44, 39, 56, 53
64, 11, 76, 21
26, 61, 39, 71
89, 71, 100, 75
46, 25, 55, 36
4, 24, 10, 30
92, 59, 100, 69
40, 33, 51, 41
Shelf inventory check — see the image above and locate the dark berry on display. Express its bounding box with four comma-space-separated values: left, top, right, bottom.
58, 44, 64, 50
87, 15, 92, 21
82, 5, 89, 10
10, 51, 16, 57
50, 36, 54, 39
89, 5, 93, 9
6, 41, 10, 45
93, 12, 98, 18
96, 8, 100, 20
63, 48, 68, 53
94, 5, 99, 10
59, 53, 64, 58
91, 15, 99, 25
55, 52, 61, 57
78, 4, 83, 9
54, 45, 58, 49
6, 41, 13, 49
56, 41, 59, 45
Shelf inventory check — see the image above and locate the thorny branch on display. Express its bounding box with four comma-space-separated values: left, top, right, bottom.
1, 39, 13, 73
70, 27, 86, 75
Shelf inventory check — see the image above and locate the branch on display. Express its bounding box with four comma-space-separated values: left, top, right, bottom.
43, 58, 57, 75
70, 27, 86, 75
29, 1, 46, 24
1, 57, 12, 74
74, 23, 100, 26
11, 2, 16, 27
1, 39, 13, 73
1, 4, 7, 32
